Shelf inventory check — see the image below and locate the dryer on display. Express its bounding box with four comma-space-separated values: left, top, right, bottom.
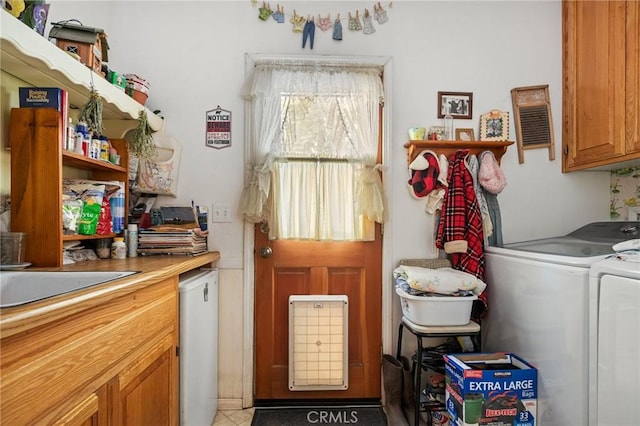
482, 222, 639, 426
588, 251, 640, 426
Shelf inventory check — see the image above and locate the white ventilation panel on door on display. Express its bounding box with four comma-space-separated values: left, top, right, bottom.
288, 295, 349, 391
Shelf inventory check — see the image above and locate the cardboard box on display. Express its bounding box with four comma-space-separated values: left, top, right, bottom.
107, 71, 127, 91
444, 353, 537, 426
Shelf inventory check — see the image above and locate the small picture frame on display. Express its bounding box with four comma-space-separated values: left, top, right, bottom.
428, 125, 446, 140
479, 110, 510, 141
437, 91, 473, 119
455, 128, 475, 141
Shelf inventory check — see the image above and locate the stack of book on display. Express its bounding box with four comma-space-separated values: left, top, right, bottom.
137, 227, 208, 256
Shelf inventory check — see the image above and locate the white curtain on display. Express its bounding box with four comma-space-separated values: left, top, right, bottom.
239, 63, 386, 241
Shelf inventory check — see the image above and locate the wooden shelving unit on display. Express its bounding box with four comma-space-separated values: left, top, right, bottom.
10, 108, 129, 267
404, 140, 514, 166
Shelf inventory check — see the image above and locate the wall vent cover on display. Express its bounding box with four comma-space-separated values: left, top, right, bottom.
511, 84, 555, 164
288, 295, 349, 391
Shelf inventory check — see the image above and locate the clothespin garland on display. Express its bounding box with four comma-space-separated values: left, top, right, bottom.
272, 4, 285, 23
290, 9, 305, 33
250, 1, 393, 45
317, 13, 332, 31
258, 2, 273, 20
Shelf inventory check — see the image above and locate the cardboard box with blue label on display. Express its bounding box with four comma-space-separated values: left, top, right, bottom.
444, 352, 537, 426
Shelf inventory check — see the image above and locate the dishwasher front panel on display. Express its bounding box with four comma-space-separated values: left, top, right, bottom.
179, 269, 218, 426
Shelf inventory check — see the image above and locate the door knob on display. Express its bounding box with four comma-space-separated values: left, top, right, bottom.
259, 246, 272, 258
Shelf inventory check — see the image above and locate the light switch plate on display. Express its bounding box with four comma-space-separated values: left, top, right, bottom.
212, 203, 232, 223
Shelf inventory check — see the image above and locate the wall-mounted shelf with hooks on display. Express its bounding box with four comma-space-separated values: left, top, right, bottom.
404, 140, 514, 166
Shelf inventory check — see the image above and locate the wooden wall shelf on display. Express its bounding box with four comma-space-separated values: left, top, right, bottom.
404, 140, 514, 166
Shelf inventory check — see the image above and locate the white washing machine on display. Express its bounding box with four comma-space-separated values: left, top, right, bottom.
588, 250, 640, 426
482, 222, 639, 426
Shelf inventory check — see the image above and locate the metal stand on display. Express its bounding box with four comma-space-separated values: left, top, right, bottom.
395, 317, 481, 426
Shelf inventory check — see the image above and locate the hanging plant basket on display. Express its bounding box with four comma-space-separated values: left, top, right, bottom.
128, 110, 157, 160
78, 87, 103, 135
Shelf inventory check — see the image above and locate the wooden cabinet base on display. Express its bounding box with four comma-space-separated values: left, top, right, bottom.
0, 277, 179, 425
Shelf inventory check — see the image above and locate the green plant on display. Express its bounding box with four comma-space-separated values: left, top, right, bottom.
78, 87, 103, 135
128, 110, 156, 159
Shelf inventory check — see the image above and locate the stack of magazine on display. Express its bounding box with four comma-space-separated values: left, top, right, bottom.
137, 226, 208, 256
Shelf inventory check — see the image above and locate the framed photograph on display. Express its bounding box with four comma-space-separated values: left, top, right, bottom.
455, 128, 475, 141
479, 110, 510, 141
437, 91, 473, 119
428, 125, 445, 140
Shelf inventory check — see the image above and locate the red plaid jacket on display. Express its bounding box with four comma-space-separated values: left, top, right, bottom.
435, 150, 487, 314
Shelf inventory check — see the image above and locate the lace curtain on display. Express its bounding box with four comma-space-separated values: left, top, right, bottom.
239, 63, 387, 240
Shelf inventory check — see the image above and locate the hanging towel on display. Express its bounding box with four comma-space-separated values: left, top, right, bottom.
466, 154, 493, 243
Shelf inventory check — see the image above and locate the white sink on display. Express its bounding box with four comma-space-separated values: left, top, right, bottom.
0, 271, 138, 308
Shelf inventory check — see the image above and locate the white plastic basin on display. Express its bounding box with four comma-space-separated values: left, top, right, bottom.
0, 271, 138, 308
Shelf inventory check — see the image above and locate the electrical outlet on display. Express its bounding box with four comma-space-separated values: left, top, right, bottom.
212, 203, 232, 223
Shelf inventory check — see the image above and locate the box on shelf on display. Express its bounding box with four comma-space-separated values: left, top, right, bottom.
107, 71, 126, 91
395, 287, 476, 326
444, 353, 538, 426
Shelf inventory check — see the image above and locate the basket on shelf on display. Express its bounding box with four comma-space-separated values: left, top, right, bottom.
123, 73, 149, 105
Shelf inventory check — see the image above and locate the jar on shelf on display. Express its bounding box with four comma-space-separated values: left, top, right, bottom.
111, 237, 126, 259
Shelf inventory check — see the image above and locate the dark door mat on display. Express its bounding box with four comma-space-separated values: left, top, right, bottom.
251, 406, 387, 425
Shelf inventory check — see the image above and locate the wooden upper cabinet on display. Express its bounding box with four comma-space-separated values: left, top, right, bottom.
625, 1, 640, 155
562, 0, 640, 171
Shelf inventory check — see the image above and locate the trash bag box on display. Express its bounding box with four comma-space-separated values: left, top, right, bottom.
444, 352, 537, 426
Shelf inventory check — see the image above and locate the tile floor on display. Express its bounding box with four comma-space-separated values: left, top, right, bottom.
212, 409, 255, 426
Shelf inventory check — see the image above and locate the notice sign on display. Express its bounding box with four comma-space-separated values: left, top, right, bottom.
206, 106, 231, 149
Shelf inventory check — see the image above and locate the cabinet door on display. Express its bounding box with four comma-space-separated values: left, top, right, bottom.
115, 334, 178, 426
563, 1, 628, 171
626, 1, 640, 154
54, 387, 108, 426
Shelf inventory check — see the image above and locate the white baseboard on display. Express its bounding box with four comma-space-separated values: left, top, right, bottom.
217, 398, 246, 411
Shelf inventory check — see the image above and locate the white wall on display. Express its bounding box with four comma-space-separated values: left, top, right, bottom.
44, 0, 611, 405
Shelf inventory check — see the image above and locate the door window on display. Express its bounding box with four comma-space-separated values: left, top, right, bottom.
240, 64, 387, 241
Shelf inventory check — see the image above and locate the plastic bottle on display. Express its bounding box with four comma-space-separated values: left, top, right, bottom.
111, 237, 127, 259
109, 189, 125, 234
66, 118, 75, 151
100, 136, 110, 161
91, 134, 101, 160
80, 130, 91, 157
127, 224, 138, 257
75, 121, 87, 136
